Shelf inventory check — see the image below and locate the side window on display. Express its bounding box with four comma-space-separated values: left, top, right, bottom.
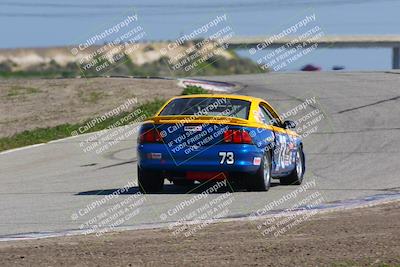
256, 105, 274, 125
261, 103, 282, 127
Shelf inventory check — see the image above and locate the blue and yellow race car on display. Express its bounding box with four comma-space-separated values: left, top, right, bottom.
137, 94, 305, 193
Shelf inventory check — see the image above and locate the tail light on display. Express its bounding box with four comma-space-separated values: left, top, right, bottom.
223, 129, 252, 144
140, 128, 163, 143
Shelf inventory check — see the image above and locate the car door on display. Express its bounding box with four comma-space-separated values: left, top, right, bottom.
259, 103, 291, 174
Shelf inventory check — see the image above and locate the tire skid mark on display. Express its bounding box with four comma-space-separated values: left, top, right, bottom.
337, 96, 400, 114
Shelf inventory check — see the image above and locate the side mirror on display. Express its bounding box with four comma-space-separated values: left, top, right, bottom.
283, 120, 296, 129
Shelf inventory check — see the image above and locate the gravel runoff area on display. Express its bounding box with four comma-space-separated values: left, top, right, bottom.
0, 201, 399, 266
0, 77, 182, 137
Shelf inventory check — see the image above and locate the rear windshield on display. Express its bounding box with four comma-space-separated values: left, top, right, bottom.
159, 97, 251, 119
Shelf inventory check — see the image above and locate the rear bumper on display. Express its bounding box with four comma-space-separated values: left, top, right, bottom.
137, 143, 263, 173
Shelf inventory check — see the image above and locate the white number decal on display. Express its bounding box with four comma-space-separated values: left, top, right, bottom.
219, 152, 234, 164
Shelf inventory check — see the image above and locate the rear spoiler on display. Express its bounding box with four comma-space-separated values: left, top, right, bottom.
149, 115, 249, 125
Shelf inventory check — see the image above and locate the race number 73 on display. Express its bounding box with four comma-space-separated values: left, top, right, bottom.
219, 152, 234, 164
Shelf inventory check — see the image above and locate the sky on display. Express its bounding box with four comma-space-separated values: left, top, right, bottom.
1, 0, 400, 70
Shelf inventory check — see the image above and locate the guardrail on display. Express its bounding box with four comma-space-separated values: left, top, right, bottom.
226, 35, 400, 69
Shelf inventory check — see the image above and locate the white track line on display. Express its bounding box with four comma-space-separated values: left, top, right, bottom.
0, 133, 84, 156
1, 193, 399, 242
0, 143, 46, 156
0, 125, 137, 155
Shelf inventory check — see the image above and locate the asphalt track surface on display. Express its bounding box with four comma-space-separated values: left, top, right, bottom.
1, 71, 400, 238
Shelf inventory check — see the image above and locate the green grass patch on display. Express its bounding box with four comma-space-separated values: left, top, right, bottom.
0, 70, 77, 78
181, 86, 209, 95
78, 91, 106, 104
7, 86, 41, 97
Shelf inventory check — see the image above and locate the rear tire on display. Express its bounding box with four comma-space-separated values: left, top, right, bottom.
280, 146, 305, 185
137, 166, 164, 193
246, 152, 272, 192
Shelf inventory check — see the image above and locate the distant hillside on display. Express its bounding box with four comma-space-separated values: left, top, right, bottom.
0, 41, 265, 77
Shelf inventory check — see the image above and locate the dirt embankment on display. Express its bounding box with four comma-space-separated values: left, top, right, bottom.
0, 43, 235, 71
0, 201, 399, 266
0, 77, 181, 137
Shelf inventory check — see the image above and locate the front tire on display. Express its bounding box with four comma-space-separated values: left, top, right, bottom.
280, 146, 305, 185
137, 166, 164, 193
246, 152, 272, 192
